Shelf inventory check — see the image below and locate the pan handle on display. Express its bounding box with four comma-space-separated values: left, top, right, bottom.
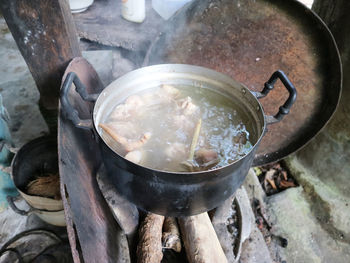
253, 70, 297, 125
60, 72, 99, 130
7, 196, 33, 216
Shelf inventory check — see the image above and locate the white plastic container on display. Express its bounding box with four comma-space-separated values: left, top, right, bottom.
69, 0, 94, 13
122, 0, 146, 23
152, 0, 192, 20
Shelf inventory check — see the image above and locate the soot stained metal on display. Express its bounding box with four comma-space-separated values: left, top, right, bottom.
145, 0, 342, 166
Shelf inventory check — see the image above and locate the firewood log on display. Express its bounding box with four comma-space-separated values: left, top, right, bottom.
162, 217, 181, 252
136, 213, 165, 263
178, 213, 228, 263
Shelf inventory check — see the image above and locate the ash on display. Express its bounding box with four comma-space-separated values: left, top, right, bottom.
226, 200, 240, 254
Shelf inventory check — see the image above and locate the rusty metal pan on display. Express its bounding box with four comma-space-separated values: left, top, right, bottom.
144, 0, 342, 166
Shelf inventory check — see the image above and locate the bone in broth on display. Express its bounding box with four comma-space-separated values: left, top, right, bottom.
99, 84, 253, 172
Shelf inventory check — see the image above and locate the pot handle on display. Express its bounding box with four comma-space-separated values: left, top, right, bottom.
7, 196, 33, 216
253, 70, 297, 125
60, 72, 99, 130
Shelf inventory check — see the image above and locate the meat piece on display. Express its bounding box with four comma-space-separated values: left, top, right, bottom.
164, 142, 187, 159
125, 94, 144, 109
105, 121, 138, 138
124, 132, 151, 152
156, 85, 179, 104
109, 95, 144, 121
99, 123, 151, 152
141, 92, 158, 106
179, 97, 199, 115
194, 148, 220, 169
182, 146, 219, 173
140, 88, 176, 107
109, 104, 130, 120
233, 131, 248, 145
161, 84, 180, 97
173, 115, 195, 132
195, 148, 218, 165
138, 85, 179, 108
125, 150, 143, 164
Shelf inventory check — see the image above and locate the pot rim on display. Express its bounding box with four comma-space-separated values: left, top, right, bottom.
93, 64, 267, 175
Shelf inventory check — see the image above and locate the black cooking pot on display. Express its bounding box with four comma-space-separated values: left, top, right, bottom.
60, 64, 296, 216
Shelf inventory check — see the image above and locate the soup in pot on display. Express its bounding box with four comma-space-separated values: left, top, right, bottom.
99, 84, 253, 172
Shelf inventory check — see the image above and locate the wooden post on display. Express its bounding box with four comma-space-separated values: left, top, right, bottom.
0, 0, 81, 129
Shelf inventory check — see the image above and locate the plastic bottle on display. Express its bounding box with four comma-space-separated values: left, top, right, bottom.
122, 0, 146, 23
152, 0, 193, 20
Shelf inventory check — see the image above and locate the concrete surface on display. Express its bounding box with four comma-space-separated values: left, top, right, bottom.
286, 157, 350, 243
244, 163, 350, 263
0, 19, 48, 147
239, 177, 272, 263
267, 187, 350, 263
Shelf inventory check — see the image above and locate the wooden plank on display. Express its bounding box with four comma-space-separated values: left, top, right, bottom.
60, 180, 81, 263
58, 58, 125, 262
0, 0, 81, 110
73, 0, 162, 52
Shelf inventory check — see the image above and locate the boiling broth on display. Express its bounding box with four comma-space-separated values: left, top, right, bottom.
99, 84, 254, 172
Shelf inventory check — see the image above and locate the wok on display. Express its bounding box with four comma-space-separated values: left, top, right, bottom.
145, 0, 342, 166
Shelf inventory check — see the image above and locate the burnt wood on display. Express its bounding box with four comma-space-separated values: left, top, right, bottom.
0, 0, 81, 110
96, 165, 138, 256
58, 58, 124, 263
60, 181, 81, 263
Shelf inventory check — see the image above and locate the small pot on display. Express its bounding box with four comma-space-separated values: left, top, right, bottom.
9, 136, 65, 226
61, 64, 296, 216
7, 196, 66, 227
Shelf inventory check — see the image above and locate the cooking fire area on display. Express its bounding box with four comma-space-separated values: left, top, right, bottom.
1, 0, 349, 262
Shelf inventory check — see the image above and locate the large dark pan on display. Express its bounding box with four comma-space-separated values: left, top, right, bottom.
60, 64, 296, 216
144, 0, 342, 166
